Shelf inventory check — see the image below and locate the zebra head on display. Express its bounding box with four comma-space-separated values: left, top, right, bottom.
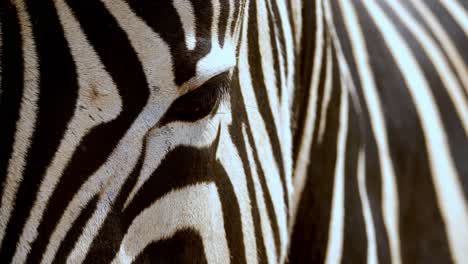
0, 0, 297, 263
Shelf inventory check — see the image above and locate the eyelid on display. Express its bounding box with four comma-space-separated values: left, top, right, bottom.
179, 66, 234, 96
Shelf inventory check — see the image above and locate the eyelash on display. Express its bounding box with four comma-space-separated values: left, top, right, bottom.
159, 72, 230, 126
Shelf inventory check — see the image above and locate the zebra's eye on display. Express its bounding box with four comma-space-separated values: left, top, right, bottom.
160, 72, 229, 125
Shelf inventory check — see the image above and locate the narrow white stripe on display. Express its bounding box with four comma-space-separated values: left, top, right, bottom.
363, 1, 468, 263
387, 0, 468, 133
0, 0, 39, 247
317, 44, 334, 143
289, 0, 302, 49
173, 0, 197, 50
225, 0, 235, 41
357, 150, 378, 264
211, 0, 221, 45
324, 86, 348, 264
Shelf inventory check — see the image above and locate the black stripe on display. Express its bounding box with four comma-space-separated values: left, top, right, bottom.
218, 0, 230, 47
0, 0, 80, 262
25, 0, 150, 261
342, 99, 367, 263
291, 0, 317, 167
0, 2, 23, 206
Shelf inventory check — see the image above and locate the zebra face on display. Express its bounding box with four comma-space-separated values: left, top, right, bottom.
2, 0, 286, 263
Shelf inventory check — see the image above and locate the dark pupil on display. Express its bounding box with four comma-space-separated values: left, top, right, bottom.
160, 72, 228, 125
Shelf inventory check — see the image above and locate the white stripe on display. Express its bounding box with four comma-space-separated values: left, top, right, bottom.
338, 1, 402, 263
0, 0, 39, 247
211, 0, 221, 45
324, 87, 348, 264
173, 0, 197, 50
363, 1, 468, 263
357, 150, 378, 264
317, 44, 334, 143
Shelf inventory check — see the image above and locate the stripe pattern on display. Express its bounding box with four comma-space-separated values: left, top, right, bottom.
290, 1, 467, 263
0, 0, 466, 263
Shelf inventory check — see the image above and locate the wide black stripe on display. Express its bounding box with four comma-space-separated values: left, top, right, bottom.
291, 0, 317, 166
25, 0, 150, 262
0, 1, 80, 262
342, 99, 367, 263
247, 0, 290, 215
0, 2, 23, 205
128, 0, 212, 86
354, 2, 454, 262
379, 0, 468, 204
287, 83, 342, 263
218, 0, 230, 47
52, 195, 99, 264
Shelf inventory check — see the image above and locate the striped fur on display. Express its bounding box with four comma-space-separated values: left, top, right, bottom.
0, 0, 466, 263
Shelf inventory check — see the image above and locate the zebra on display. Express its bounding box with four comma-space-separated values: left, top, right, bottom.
0, 0, 466, 263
